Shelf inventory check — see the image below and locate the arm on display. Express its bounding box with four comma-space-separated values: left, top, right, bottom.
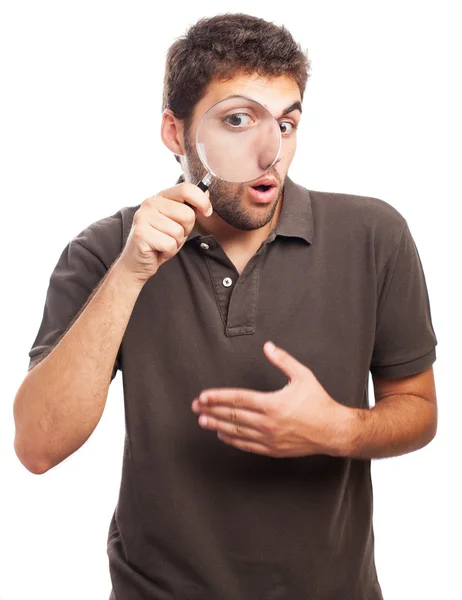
342, 366, 438, 459
13, 259, 144, 474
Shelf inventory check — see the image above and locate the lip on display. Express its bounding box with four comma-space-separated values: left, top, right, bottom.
247, 184, 278, 203
250, 176, 278, 187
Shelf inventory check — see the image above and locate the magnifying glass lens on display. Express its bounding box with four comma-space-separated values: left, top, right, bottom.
195, 96, 281, 187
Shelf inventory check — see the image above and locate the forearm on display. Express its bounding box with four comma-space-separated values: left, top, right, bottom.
339, 394, 438, 459
13, 258, 145, 473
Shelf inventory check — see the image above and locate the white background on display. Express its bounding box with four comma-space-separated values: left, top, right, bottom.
1, 1, 460, 598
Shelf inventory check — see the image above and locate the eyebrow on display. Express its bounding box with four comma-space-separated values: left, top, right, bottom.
223, 95, 302, 119
278, 101, 303, 118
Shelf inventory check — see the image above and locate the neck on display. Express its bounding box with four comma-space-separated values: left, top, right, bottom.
194, 191, 284, 251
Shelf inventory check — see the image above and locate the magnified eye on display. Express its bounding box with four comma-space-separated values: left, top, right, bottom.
224, 112, 253, 128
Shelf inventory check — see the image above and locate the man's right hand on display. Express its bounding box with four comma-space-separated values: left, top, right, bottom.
116, 182, 213, 285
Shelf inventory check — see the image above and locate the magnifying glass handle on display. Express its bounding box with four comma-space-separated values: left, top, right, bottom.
197, 180, 209, 192
196, 172, 213, 192
184, 172, 213, 209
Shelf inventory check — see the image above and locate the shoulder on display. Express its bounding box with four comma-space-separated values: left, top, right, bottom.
308, 187, 406, 229
72, 204, 140, 269
306, 187, 408, 259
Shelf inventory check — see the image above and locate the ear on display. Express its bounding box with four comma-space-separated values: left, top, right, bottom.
161, 108, 185, 158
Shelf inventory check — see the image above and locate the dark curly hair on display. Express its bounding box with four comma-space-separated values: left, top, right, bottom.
161, 13, 312, 163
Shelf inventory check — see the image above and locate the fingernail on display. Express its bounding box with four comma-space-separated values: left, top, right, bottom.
206, 205, 213, 217
266, 341, 276, 352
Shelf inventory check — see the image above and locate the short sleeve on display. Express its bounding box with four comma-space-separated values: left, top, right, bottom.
28, 213, 124, 381
370, 220, 438, 379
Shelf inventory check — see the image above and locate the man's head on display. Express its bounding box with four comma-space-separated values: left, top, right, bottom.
161, 14, 311, 232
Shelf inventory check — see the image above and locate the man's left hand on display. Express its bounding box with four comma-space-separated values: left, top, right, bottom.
191, 341, 354, 458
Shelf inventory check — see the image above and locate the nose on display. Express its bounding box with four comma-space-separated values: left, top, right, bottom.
259, 144, 283, 173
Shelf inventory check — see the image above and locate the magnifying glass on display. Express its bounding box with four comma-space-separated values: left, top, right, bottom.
193, 94, 282, 192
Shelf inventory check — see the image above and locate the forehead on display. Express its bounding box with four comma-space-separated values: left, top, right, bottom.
194, 73, 301, 121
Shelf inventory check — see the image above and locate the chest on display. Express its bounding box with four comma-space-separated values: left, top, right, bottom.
221, 243, 266, 276
122, 236, 378, 418
225, 252, 253, 275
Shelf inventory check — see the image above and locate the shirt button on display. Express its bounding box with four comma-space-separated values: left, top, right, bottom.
200, 242, 210, 250
222, 277, 233, 287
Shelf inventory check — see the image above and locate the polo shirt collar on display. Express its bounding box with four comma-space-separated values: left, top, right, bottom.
175, 174, 313, 244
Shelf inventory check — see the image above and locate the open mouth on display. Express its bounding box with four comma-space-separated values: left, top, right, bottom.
252, 184, 273, 192
248, 182, 278, 203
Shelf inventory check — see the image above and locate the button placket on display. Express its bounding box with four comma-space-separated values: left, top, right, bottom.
196, 235, 263, 336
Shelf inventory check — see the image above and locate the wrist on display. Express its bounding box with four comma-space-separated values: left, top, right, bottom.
330, 405, 360, 458
109, 258, 147, 295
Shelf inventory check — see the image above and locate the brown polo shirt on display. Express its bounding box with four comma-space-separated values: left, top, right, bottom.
28, 174, 437, 599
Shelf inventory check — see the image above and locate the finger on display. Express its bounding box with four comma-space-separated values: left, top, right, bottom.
159, 181, 212, 217
156, 198, 196, 232
196, 402, 266, 421
217, 432, 272, 456
140, 226, 182, 257
199, 388, 266, 412
198, 412, 266, 440
146, 210, 187, 249
263, 341, 305, 381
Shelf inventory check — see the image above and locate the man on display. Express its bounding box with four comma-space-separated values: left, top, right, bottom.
14, 13, 438, 600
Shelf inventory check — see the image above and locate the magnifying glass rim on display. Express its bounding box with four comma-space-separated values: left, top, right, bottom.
195, 93, 282, 184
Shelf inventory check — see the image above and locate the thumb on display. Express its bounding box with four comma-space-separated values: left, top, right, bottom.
263, 341, 304, 381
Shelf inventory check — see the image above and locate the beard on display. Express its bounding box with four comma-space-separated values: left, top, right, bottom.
182, 126, 283, 231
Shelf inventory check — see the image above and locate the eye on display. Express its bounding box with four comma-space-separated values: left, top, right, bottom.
224, 112, 253, 128
279, 121, 297, 135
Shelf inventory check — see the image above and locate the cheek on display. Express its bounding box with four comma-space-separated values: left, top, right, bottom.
282, 132, 296, 148
287, 147, 296, 161
280, 140, 297, 168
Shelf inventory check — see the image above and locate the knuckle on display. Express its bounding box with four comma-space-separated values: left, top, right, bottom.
175, 223, 185, 239
235, 392, 245, 408
133, 210, 142, 225
266, 398, 283, 418
182, 181, 205, 204
133, 226, 145, 242
184, 206, 196, 225
167, 237, 178, 253
142, 195, 155, 209
263, 420, 278, 435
